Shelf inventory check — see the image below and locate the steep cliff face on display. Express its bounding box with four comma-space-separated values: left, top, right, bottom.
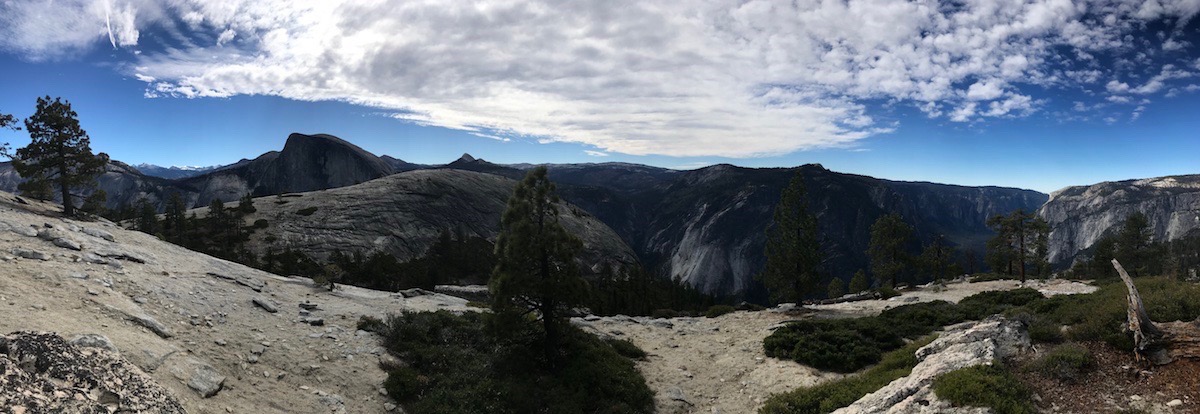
1038, 175, 1200, 265
195, 169, 638, 274
0, 160, 200, 211
531, 163, 1048, 297
181, 133, 394, 207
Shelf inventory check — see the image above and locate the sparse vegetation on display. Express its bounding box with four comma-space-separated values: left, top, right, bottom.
759, 335, 935, 414
295, 206, 318, 216
933, 364, 1034, 414
605, 338, 648, 360
1032, 343, 1094, 383
764, 288, 1045, 372
376, 311, 653, 414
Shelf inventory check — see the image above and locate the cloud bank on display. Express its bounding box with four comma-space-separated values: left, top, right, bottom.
2, 0, 1199, 157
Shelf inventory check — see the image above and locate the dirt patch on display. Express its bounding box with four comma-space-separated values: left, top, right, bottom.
1014, 342, 1199, 413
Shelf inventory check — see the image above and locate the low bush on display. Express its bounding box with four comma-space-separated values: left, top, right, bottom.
376, 311, 654, 414
605, 338, 648, 360
295, 206, 319, 216
705, 305, 736, 318
356, 315, 388, 334
760, 335, 935, 414
957, 288, 1044, 320
1033, 344, 1094, 383
736, 302, 767, 312
933, 364, 1034, 414
875, 286, 900, 299
252, 219, 269, 229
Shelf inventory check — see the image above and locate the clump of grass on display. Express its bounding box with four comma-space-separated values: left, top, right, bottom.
933, 364, 1034, 414
356, 315, 388, 334
295, 206, 319, 216
705, 304, 736, 318
760, 335, 936, 414
1032, 343, 1094, 383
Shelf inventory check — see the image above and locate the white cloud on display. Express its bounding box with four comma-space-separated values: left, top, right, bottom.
584, 150, 609, 157
3, 0, 1200, 157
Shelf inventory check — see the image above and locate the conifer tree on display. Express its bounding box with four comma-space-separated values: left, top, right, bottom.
10, 97, 108, 216
0, 111, 18, 155
848, 269, 870, 294
826, 278, 845, 299
489, 166, 586, 362
868, 213, 913, 288
984, 209, 1049, 283
918, 235, 957, 282
758, 170, 822, 303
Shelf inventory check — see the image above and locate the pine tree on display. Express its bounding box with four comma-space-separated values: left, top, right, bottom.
826, 278, 845, 299
757, 170, 823, 304
984, 210, 1049, 283
79, 189, 107, 217
11, 97, 108, 216
867, 213, 913, 288
848, 269, 870, 293
0, 111, 18, 156
489, 166, 586, 363
136, 198, 158, 235
164, 193, 187, 243
918, 235, 956, 282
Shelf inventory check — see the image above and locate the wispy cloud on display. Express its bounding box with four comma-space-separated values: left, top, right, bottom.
584, 150, 609, 157
2, 0, 1200, 157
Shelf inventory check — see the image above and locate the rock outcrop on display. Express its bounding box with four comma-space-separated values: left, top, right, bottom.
0, 331, 187, 413
181, 133, 395, 207
192, 169, 639, 276
834, 316, 1029, 414
1039, 174, 1200, 265
548, 163, 1047, 296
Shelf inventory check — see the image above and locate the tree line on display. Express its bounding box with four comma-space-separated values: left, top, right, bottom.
757, 169, 1054, 305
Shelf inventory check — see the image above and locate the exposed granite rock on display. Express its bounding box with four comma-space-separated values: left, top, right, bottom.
206, 169, 638, 277
1039, 175, 1200, 266
834, 316, 1029, 414
10, 247, 48, 261
0, 331, 186, 413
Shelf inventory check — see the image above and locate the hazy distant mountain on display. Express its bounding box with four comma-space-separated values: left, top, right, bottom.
189, 169, 638, 276
1038, 175, 1200, 266
134, 164, 222, 180
0, 160, 200, 211
180, 133, 396, 207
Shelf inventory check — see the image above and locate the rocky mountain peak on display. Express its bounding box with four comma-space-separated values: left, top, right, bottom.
457, 153, 477, 163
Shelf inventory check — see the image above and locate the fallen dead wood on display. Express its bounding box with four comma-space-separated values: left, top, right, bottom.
1114, 259, 1200, 365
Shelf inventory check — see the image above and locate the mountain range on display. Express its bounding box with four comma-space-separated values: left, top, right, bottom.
1, 132, 1194, 297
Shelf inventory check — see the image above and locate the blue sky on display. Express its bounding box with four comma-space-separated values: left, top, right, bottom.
2, 1, 1200, 194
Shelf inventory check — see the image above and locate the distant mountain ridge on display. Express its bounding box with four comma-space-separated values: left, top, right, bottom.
0, 132, 1067, 297
134, 164, 222, 180
1038, 174, 1200, 266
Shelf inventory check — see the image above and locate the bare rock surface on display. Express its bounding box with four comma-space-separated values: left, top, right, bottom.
834, 316, 1029, 414
0, 192, 474, 413
0, 331, 186, 413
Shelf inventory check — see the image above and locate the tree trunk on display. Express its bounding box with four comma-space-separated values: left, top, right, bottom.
1113, 259, 1200, 365
57, 144, 73, 216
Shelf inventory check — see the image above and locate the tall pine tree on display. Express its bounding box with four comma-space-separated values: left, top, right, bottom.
758, 170, 822, 304
867, 213, 913, 288
984, 210, 1049, 283
489, 167, 587, 363
11, 97, 108, 216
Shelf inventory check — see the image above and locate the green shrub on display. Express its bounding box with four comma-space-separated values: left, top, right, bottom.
356, 315, 388, 334
736, 302, 767, 312
933, 364, 1033, 414
1033, 344, 1094, 383
253, 219, 269, 229
605, 338, 648, 360
958, 288, 1045, 320
296, 206, 319, 216
760, 336, 935, 414
377, 311, 653, 414
969, 273, 1010, 282
705, 305, 736, 318
876, 286, 900, 299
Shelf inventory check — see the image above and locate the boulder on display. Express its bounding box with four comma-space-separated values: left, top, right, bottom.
0, 331, 185, 412
171, 357, 226, 398
10, 247, 48, 261
252, 296, 279, 313
833, 316, 1029, 414
69, 333, 118, 353
81, 227, 116, 242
